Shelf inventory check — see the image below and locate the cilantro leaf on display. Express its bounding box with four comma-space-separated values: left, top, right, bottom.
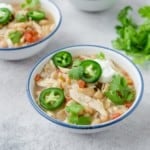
65, 102, 84, 114
77, 116, 92, 125
105, 75, 135, 105
96, 52, 105, 60
65, 102, 92, 125
21, 0, 40, 9
67, 114, 91, 125
117, 6, 136, 27
72, 59, 82, 67
67, 113, 79, 124
68, 65, 83, 80
8, 31, 23, 44
138, 6, 150, 19
68, 58, 83, 80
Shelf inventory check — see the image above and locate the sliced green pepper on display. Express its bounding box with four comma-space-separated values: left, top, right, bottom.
80, 60, 102, 83
27, 10, 46, 21
39, 88, 65, 110
52, 51, 73, 68
0, 8, 12, 25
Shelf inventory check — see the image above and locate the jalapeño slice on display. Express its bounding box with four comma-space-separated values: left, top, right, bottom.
39, 88, 65, 110
0, 8, 12, 25
80, 60, 102, 83
27, 10, 46, 21
52, 51, 72, 68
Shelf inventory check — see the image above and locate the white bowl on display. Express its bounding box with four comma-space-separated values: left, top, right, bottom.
0, 0, 62, 60
27, 45, 144, 134
69, 0, 117, 12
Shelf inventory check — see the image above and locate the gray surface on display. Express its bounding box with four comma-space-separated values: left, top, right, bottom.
0, 0, 150, 149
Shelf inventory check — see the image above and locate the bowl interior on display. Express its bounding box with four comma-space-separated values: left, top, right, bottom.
27, 45, 143, 129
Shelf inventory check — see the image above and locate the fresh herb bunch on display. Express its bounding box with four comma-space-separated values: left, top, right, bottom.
112, 6, 150, 64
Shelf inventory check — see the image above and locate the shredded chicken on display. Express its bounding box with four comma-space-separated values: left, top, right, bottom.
58, 67, 70, 74
70, 87, 108, 118
36, 78, 60, 88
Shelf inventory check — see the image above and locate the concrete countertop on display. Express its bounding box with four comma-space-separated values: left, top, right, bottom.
0, 0, 150, 149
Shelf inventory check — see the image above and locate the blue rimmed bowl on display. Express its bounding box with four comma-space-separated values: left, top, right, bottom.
0, 0, 62, 60
27, 45, 144, 134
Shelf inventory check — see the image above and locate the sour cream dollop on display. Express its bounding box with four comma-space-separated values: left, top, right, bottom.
0, 3, 14, 13
94, 59, 116, 83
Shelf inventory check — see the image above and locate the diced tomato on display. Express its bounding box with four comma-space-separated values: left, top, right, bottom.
125, 102, 133, 108
65, 96, 72, 102
35, 74, 42, 81
77, 80, 86, 88
111, 113, 121, 119
56, 69, 61, 74
24, 30, 39, 43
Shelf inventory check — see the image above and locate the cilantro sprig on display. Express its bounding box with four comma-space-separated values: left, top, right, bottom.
112, 5, 150, 64
65, 102, 84, 114
96, 52, 105, 60
8, 31, 23, 44
65, 102, 91, 125
68, 66, 83, 80
105, 75, 135, 105
68, 59, 83, 80
21, 0, 40, 9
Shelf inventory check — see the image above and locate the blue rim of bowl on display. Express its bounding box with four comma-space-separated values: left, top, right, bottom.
27, 45, 144, 130
0, 0, 62, 51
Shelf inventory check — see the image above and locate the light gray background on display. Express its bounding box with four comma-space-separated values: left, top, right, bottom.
0, 0, 150, 149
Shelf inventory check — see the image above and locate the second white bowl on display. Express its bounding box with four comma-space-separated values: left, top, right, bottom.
0, 0, 62, 60
69, 0, 118, 12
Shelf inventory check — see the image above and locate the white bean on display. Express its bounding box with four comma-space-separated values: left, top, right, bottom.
56, 110, 66, 121
84, 106, 94, 115
92, 118, 101, 125
78, 88, 95, 97
0, 39, 8, 48
39, 20, 49, 25
94, 90, 103, 100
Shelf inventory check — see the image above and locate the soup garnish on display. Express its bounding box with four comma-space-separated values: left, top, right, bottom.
39, 87, 65, 110
52, 51, 73, 68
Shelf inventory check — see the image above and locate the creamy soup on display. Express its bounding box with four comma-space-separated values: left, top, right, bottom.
34, 51, 135, 125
